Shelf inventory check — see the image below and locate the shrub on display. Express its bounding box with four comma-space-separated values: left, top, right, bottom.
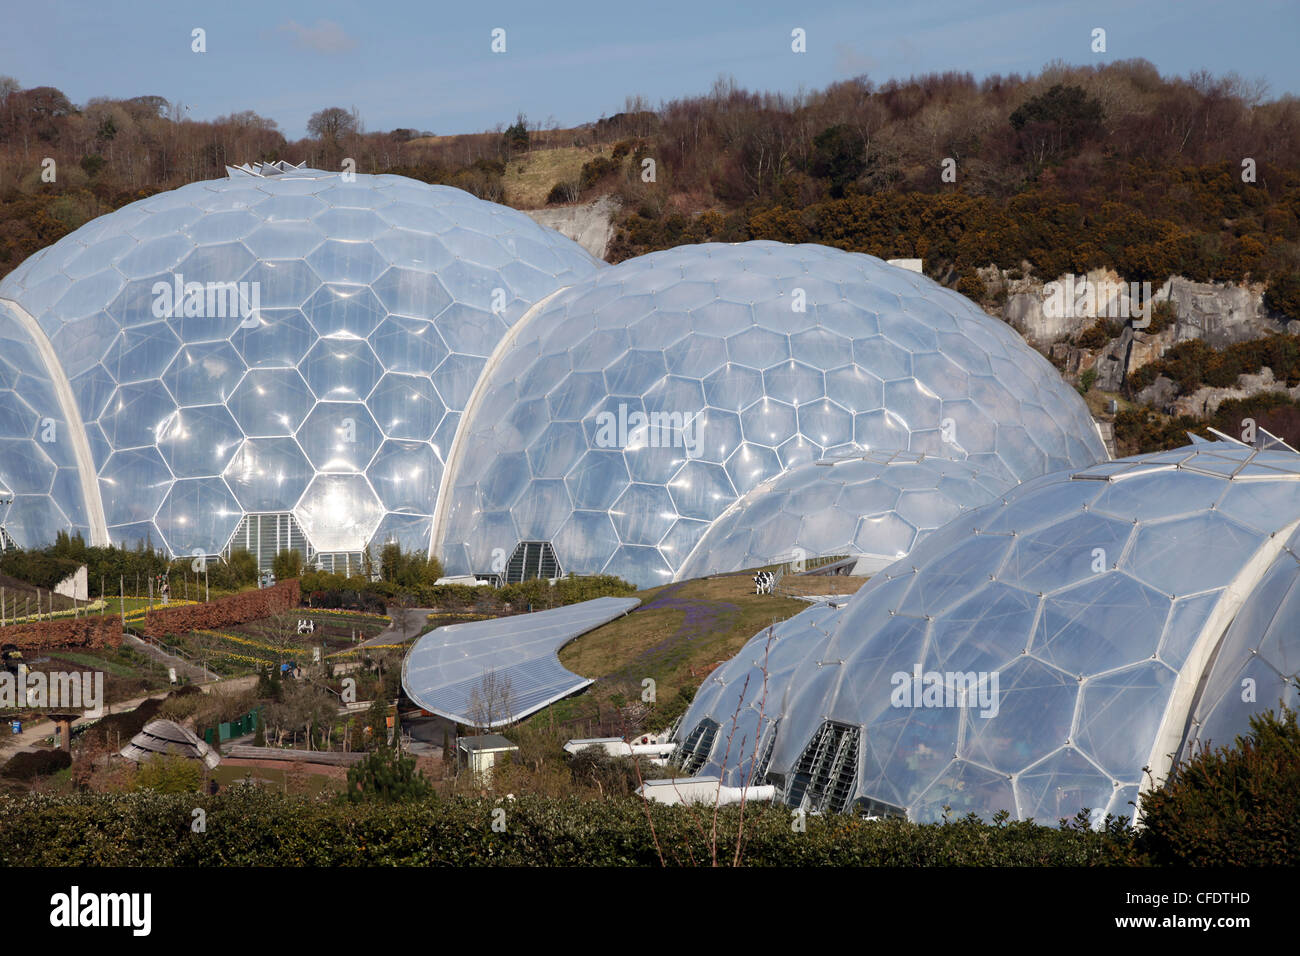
546, 180, 578, 205
225, 549, 259, 587
1211, 392, 1300, 448
0, 788, 1133, 866
566, 746, 657, 797
1, 748, 71, 780
1145, 299, 1177, 334
1265, 271, 1300, 321
1076, 321, 1118, 350
133, 754, 203, 794
377, 543, 442, 588
345, 745, 432, 803
1137, 707, 1300, 866
1127, 333, 1300, 398
955, 272, 985, 300
158, 693, 202, 722
139, 579, 300, 641
271, 549, 303, 581
1112, 406, 1208, 455
0, 614, 123, 651
0, 549, 82, 590
579, 154, 622, 190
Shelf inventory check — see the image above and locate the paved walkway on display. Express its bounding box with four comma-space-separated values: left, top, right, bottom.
354, 607, 435, 649
123, 633, 219, 682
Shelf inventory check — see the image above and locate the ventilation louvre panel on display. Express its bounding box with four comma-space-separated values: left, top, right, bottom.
503, 541, 561, 584
785, 721, 860, 814
677, 718, 720, 776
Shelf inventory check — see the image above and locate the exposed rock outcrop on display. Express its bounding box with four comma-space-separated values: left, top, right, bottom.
1168, 368, 1300, 418
524, 195, 620, 260
992, 267, 1285, 398
997, 269, 1278, 353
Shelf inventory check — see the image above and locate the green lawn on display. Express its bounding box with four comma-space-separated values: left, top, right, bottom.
513, 572, 866, 733
48, 650, 147, 680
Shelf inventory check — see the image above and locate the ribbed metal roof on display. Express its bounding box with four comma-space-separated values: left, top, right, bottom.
401, 596, 639, 727
120, 718, 220, 769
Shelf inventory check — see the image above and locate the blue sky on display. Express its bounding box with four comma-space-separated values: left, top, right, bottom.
3, 0, 1297, 139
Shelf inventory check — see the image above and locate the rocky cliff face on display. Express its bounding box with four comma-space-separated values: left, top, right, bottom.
524, 195, 620, 260
1140, 367, 1300, 418
996, 268, 1287, 394
1006, 271, 1278, 349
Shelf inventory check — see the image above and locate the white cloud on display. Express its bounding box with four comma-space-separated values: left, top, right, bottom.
279, 19, 357, 54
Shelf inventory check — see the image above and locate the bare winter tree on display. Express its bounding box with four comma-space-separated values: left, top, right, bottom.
466, 669, 515, 734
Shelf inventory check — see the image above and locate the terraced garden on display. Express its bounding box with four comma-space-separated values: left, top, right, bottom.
166, 610, 391, 676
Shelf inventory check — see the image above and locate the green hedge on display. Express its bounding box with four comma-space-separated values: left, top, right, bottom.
0, 790, 1128, 866
1135, 708, 1300, 866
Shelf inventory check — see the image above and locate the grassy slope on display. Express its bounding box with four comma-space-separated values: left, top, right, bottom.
539, 572, 865, 727
0, 572, 78, 613
502, 145, 611, 208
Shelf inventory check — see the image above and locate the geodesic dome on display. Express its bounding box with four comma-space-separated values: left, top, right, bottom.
435, 241, 1106, 588
674, 450, 1007, 581
0, 166, 599, 562
674, 440, 1300, 824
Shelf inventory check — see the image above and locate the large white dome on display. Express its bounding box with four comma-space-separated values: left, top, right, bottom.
0, 165, 600, 562
435, 241, 1107, 588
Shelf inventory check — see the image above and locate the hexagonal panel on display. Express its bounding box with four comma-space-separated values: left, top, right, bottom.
155, 476, 241, 555
155, 404, 244, 478
297, 402, 382, 473
294, 473, 385, 554
223, 437, 313, 512
228, 367, 316, 437
301, 338, 383, 401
